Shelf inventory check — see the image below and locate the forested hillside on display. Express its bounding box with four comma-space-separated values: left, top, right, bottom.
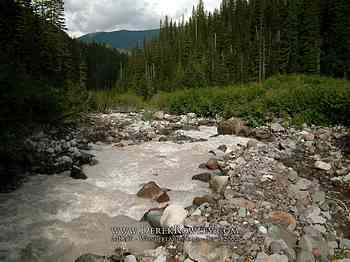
79, 29, 160, 49
1, 0, 350, 126
124, 0, 350, 97
0, 0, 127, 128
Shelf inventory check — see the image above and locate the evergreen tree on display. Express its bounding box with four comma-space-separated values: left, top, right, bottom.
334, 0, 350, 78
124, 0, 350, 93
287, 0, 301, 73
299, 0, 321, 74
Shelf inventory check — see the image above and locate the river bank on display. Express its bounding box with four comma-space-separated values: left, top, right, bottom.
0, 111, 349, 261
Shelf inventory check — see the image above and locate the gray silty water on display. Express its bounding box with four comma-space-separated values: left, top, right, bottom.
0, 125, 249, 262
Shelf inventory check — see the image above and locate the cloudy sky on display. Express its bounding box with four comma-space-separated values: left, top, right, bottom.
65, 0, 221, 38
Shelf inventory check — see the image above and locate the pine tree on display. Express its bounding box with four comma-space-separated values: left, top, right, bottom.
287, 0, 301, 73
124, 0, 350, 91
53, 0, 66, 30
335, 0, 350, 78
299, 0, 321, 74
320, 0, 336, 76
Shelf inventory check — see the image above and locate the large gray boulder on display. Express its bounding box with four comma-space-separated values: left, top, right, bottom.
184, 241, 234, 262
160, 205, 187, 228
141, 208, 164, 228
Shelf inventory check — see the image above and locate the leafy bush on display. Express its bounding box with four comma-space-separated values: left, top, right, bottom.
59, 82, 92, 121
91, 89, 145, 112
86, 74, 350, 127
151, 75, 350, 126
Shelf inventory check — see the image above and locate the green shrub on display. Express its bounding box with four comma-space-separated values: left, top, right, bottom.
59, 82, 92, 121
151, 75, 350, 126
83, 75, 350, 127
91, 90, 146, 112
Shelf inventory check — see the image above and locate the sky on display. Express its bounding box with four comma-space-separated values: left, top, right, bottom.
65, 0, 221, 38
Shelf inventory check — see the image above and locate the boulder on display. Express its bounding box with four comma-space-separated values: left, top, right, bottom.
217, 145, 228, 152
56, 155, 73, 172
160, 205, 187, 228
76, 152, 95, 165
124, 255, 137, 262
269, 211, 297, 231
255, 252, 288, 262
153, 255, 167, 262
267, 239, 296, 260
71, 166, 88, 180
206, 159, 220, 170
209, 175, 229, 193
343, 173, 350, 183
190, 208, 202, 216
247, 140, 258, 149
217, 118, 250, 136
198, 163, 207, 169
267, 225, 298, 251
156, 191, 170, 203
301, 131, 315, 141
271, 123, 285, 133
137, 182, 170, 203
192, 173, 211, 183
340, 239, 350, 249
184, 241, 234, 262
141, 208, 164, 228
304, 206, 327, 224
258, 225, 268, 234
314, 161, 332, 171
193, 196, 214, 206
153, 111, 165, 120
252, 129, 272, 140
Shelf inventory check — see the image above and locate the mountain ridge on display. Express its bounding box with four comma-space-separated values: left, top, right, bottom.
79, 29, 160, 49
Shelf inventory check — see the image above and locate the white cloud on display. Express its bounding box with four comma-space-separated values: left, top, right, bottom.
65, 0, 221, 37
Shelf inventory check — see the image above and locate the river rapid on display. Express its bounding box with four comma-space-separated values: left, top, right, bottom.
0, 117, 249, 262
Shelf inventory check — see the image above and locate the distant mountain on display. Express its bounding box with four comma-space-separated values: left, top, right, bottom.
78, 29, 160, 49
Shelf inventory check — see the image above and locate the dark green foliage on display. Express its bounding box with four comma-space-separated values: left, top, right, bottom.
124, 0, 350, 98
2, 0, 350, 134
0, 81, 62, 124
334, 0, 350, 78
0, 0, 127, 132
154, 75, 350, 126
80, 42, 128, 90
298, 0, 321, 74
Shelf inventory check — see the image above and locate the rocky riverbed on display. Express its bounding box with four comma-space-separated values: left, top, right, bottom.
0, 111, 349, 262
